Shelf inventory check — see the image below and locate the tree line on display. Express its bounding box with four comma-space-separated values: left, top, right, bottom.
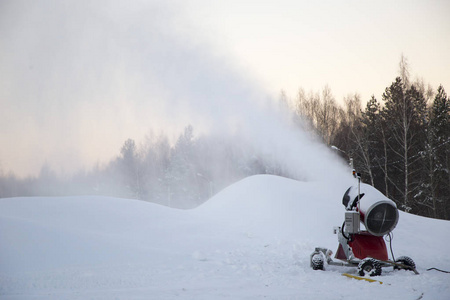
288, 60, 449, 220
1, 57, 448, 219
0, 126, 288, 209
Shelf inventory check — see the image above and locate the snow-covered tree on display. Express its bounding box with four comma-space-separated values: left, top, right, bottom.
118, 138, 142, 199
165, 125, 201, 207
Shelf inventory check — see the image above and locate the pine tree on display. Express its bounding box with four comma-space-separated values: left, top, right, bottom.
354, 96, 379, 186
165, 125, 202, 208
139, 132, 171, 203
405, 85, 428, 214
381, 78, 426, 212
429, 85, 450, 219
119, 138, 142, 199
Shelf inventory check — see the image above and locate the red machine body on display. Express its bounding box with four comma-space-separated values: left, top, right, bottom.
335, 231, 388, 261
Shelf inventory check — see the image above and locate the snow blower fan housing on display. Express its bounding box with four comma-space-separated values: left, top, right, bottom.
342, 184, 399, 237
310, 173, 418, 276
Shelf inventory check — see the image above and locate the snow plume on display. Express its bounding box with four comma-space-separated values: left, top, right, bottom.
0, 1, 351, 190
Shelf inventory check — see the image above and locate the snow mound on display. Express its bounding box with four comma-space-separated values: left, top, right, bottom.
0, 175, 449, 299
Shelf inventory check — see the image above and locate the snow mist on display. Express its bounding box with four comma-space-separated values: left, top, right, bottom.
0, 1, 352, 190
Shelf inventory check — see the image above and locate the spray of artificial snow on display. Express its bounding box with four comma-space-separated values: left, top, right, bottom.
0, 0, 351, 187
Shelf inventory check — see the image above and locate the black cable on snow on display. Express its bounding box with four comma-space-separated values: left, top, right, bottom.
426, 268, 450, 273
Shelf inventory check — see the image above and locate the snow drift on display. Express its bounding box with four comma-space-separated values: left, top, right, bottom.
1, 175, 449, 299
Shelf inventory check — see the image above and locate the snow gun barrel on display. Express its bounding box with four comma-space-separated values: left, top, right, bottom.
342, 184, 399, 236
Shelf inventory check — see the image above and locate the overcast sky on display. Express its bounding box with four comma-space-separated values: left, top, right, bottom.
1, 0, 449, 177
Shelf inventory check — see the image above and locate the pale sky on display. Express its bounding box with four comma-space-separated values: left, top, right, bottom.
1, 0, 449, 177
183, 0, 450, 101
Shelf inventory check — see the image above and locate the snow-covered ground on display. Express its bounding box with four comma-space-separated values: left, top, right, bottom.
1, 175, 449, 299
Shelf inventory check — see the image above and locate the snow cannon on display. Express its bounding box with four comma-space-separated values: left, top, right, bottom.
310, 173, 417, 277
342, 183, 399, 237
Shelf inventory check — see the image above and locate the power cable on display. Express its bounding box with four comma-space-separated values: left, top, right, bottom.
386, 232, 395, 261
426, 268, 450, 273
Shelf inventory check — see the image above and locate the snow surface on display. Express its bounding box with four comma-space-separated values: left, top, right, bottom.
1, 175, 449, 299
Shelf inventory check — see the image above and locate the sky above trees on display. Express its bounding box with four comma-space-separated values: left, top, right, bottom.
182, 0, 450, 100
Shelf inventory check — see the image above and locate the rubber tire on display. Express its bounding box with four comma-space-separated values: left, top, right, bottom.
358, 258, 382, 276
311, 254, 324, 270
394, 256, 416, 271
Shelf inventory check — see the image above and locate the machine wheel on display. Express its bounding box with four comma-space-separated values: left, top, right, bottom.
394, 256, 416, 271
358, 258, 382, 276
311, 253, 324, 270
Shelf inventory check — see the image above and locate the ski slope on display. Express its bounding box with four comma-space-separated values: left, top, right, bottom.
1, 175, 449, 299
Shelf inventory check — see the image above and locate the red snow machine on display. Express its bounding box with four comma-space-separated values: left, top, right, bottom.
310, 172, 418, 276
